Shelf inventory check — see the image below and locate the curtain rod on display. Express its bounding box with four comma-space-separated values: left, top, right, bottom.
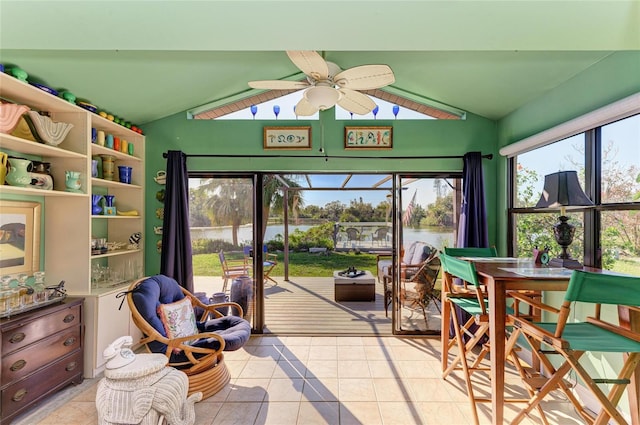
162, 152, 493, 160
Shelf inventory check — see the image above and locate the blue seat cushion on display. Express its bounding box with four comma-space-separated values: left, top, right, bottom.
131, 274, 251, 361
198, 315, 251, 351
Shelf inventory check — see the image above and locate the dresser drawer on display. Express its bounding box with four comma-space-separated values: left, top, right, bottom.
1, 350, 83, 420
1, 304, 81, 356
1, 326, 82, 386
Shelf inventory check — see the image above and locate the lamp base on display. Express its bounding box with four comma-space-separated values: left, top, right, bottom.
549, 257, 583, 269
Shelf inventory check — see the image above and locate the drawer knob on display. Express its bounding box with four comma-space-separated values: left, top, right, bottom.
66, 361, 77, 371
63, 336, 77, 346
9, 332, 26, 344
63, 313, 75, 323
10, 359, 26, 372
12, 388, 28, 402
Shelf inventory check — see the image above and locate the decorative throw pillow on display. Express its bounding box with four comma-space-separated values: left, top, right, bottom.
157, 297, 199, 346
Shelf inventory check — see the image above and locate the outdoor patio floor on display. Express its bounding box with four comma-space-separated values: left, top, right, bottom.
194, 275, 442, 335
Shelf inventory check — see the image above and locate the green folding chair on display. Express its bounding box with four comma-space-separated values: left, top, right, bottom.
444, 246, 498, 258
440, 253, 542, 425
509, 270, 640, 425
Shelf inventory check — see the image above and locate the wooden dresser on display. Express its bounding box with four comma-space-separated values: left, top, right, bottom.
0, 298, 84, 424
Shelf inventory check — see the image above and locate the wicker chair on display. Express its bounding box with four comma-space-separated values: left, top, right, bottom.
401, 255, 442, 326
127, 275, 251, 399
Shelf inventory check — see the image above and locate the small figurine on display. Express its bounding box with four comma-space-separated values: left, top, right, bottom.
128, 232, 142, 249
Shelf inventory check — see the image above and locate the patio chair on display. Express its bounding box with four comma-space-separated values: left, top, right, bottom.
127, 275, 251, 399
242, 245, 278, 286
508, 270, 640, 425
371, 227, 389, 246
401, 254, 442, 326
218, 250, 250, 293
345, 227, 360, 244
381, 242, 438, 316
439, 254, 544, 425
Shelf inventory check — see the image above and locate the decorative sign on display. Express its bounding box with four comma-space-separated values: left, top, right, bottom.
263, 126, 312, 150
344, 126, 393, 149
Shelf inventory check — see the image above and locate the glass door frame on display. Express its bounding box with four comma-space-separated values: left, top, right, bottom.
390, 173, 462, 335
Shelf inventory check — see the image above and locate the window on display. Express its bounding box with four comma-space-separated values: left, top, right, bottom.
509, 114, 640, 274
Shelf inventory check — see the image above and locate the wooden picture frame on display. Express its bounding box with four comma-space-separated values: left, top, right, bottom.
263, 126, 312, 150
0, 200, 41, 275
344, 126, 393, 149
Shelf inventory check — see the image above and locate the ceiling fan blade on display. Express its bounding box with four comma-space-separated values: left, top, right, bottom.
334, 65, 395, 90
337, 88, 376, 115
248, 80, 309, 90
294, 97, 319, 117
286, 51, 329, 81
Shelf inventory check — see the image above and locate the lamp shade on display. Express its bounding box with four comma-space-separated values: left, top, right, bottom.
535, 171, 593, 209
304, 86, 342, 111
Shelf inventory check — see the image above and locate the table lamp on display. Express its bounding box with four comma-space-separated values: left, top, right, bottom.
535, 171, 593, 269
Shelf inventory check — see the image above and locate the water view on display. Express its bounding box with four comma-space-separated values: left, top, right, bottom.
191, 223, 455, 251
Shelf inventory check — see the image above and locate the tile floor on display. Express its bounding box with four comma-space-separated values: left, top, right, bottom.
12, 335, 586, 425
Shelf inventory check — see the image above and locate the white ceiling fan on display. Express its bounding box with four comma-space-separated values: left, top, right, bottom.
248, 51, 395, 116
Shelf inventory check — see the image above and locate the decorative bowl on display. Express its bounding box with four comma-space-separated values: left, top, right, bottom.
0, 103, 30, 134
26, 111, 74, 146
29, 82, 58, 97
77, 101, 97, 113
10, 116, 39, 142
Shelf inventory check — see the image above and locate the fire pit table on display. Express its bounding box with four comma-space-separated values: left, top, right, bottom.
333, 270, 375, 302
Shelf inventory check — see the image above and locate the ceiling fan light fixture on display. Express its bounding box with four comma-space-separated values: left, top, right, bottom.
304, 86, 342, 111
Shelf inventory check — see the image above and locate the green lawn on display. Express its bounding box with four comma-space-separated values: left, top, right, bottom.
193, 251, 379, 277
193, 251, 640, 279
612, 256, 640, 276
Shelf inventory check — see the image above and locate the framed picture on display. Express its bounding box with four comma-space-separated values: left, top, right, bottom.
0, 200, 41, 275
264, 126, 312, 150
344, 126, 393, 149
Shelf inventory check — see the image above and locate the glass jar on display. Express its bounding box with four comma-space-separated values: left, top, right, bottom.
33, 271, 47, 302
3, 276, 22, 311
17, 273, 34, 306
0, 276, 13, 315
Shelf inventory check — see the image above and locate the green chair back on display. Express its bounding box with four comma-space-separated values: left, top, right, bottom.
565, 270, 640, 306
444, 247, 498, 257
439, 253, 481, 288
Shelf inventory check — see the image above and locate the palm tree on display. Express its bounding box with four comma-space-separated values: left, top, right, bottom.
195, 175, 304, 245
262, 175, 304, 240
199, 178, 252, 246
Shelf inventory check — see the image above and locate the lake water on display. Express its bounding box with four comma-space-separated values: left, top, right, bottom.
191, 223, 454, 250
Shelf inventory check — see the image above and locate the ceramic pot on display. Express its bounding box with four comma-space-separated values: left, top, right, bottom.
104, 194, 115, 207
91, 160, 99, 178
0, 152, 7, 185
29, 173, 53, 190
32, 161, 51, 175
101, 155, 115, 181
64, 170, 82, 192
6, 157, 33, 187
91, 195, 103, 215
118, 166, 132, 184
0, 104, 30, 134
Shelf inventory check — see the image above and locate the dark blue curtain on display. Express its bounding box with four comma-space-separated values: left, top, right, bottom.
452, 151, 489, 341
160, 150, 194, 292
457, 151, 489, 248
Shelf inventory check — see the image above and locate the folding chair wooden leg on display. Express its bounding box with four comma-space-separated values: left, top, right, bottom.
449, 300, 481, 425
263, 266, 277, 285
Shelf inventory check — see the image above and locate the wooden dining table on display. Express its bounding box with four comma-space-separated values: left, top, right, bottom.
441, 258, 640, 425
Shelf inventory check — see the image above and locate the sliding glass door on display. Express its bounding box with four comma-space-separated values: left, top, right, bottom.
390, 175, 460, 334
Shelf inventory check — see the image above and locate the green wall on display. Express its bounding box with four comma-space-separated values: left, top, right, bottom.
143, 110, 497, 274
494, 51, 640, 253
